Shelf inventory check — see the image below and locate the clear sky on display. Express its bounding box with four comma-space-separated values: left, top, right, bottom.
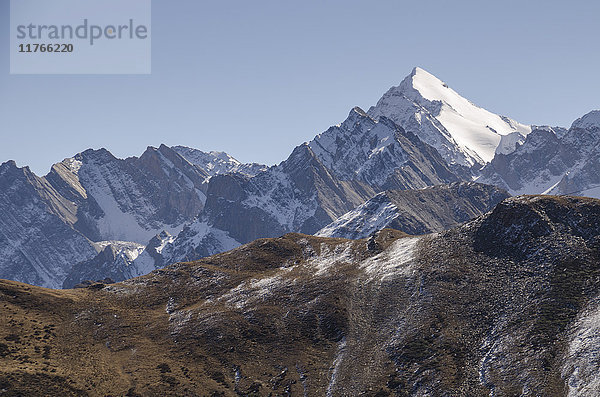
1, 0, 599, 175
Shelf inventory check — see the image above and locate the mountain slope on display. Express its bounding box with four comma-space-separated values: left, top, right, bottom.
5, 69, 593, 290
0, 144, 242, 289
0, 161, 97, 288
45, 144, 208, 243
1, 196, 600, 396
308, 107, 461, 189
368, 67, 531, 168
316, 182, 510, 239
478, 110, 600, 198
62, 240, 147, 289
194, 108, 461, 243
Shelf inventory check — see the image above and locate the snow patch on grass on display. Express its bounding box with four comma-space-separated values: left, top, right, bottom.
326, 337, 347, 397
308, 242, 354, 276
360, 237, 419, 281
220, 267, 295, 310
562, 299, 600, 396
316, 193, 399, 239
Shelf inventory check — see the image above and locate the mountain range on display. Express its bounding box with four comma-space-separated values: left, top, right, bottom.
1, 67, 600, 290
478, 111, 600, 197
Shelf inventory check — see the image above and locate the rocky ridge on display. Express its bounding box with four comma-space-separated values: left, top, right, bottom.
316, 182, 510, 239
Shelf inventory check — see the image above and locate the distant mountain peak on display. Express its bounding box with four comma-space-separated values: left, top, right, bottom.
172, 146, 267, 178
391, 66, 452, 104
405, 66, 448, 92
0, 160, 35, 178
411, 66, 432, 75
571, 110, 600, 130
0, 160, 18, 174
368, 67, 531, 167
76, 147, 117, 165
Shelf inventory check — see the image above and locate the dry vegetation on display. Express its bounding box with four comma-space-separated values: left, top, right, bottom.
1, 196, 599, 396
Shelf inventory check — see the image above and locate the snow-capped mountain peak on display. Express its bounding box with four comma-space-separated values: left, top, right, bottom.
399, 66, 452, 102
368, 67, 531, 167
571, 110, 600, 130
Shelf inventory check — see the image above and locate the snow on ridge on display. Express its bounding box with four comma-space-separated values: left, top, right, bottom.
307, 108, 379, 173
368, 67, 531, 166
79, 156, 186, 244
307, 108, 409, 185
219, 267, 295, 310
172, 145, 267, 178
92, 240, 144, 254
316, 193, 399, 239
157, 220, 241, 265
496, 131, 526, 155
309, 242, 355, 276
359, 237, 419, 282
65, 158, 83, 174
242, 168, 318, 230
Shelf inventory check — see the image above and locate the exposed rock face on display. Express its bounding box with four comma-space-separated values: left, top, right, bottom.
308, 107, 460, 189
317, 182, 510, 239
63, 231, 180, 289
152, 143, 378, 266
4, 68, 600, 292
140, 230, 176, 269
204, 143, 378, 240
157, 110, 462, 267
1, 196, 599, 396
0, 102, 464, 288
0, 161, 97, 288
479, 111, 600, 198
159, 221, 240, 265
0, 144, 258, 288
46, 145, 209, 243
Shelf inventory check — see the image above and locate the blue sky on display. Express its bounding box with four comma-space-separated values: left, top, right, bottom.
1, 0, 599, 175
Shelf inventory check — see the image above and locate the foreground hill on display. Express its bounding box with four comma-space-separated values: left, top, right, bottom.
1, 195, 599, 396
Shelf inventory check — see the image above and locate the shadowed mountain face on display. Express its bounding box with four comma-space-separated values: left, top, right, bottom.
317, 182, 510, 239
308, 107, 461, 189
0, 145, 212, 288
45, 144, 210, 243
0, 161, 97, 288
1, 196, 599, 396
